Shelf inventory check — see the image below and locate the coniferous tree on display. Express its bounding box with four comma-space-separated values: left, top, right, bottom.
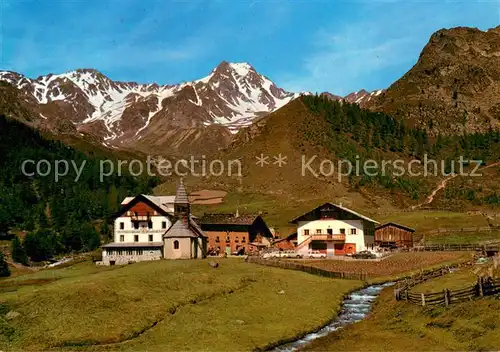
0, 253, 10, 277
11, 236, 28, 265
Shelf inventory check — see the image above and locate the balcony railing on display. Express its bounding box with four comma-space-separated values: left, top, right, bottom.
311, 234, 346, 241
116, 229, 165, 234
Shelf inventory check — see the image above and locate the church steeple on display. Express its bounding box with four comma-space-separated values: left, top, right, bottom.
174, 178, 190, 216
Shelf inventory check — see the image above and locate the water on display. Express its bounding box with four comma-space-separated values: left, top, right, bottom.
271, 282, 394, 352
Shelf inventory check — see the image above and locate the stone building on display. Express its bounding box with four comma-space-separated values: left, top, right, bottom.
199, 213, 273, 255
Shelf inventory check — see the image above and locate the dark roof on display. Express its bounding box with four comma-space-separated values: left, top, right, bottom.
199, 213, 260, 225
163, 216, 206, 238
102, 242, 163, 248
290, 203, 379, 224
376, 222, 416, 232
174, 179, 190, 204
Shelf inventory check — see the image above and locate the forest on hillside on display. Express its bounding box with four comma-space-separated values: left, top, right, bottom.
303, 95, 500, 201
0, 115, 159, 263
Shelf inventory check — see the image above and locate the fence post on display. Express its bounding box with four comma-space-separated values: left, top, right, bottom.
444, 289, 449, 306
421, 293, 426, 307
405, 289, 409, 301
478, 277, 484, 297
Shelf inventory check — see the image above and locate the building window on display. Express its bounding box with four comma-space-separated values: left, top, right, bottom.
107, 249, 113, 255
327, 229, 333, 235
148, 221, 153, 229
316, 229, 322, 234
133, 222, 139, 230
134, 235, 139, 242
174, 240, 179, 249
127, 249, 133, 255
226, 232, 230, 242
340, 228, 346, 234
162, 221, 167, 229
351, 228, 357, 235
149, 234, 153, 242
120, 222, 124, 230
304, 229, 310, 236
242, 237, 246, 243
137, 249, 143, 255
235, 236, 239, 243
215, 236, 220, 243
120, 235, 124, 242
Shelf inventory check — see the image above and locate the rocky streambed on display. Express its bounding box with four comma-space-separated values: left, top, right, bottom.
271, 283, 393, 351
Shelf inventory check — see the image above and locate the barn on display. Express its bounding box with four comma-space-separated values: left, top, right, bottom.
375, 222, 415, 248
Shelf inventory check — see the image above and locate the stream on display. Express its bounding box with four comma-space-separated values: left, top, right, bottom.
271, 282, 394, 352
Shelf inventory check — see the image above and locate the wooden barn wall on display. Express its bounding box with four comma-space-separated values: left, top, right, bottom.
375, 226, 413, 247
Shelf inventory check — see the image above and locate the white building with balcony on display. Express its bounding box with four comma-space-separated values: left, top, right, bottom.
291, 203, 378, 257
98, 181, 206, 265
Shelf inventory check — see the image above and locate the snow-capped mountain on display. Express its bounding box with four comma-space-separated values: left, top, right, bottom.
320, 89, 384, 107
343, 89, 384, 105
0, 61, 383, 156
0, 62, 301, 154
0, 62, 298, 144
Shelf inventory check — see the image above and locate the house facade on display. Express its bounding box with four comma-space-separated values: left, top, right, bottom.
98, 180, 206, 265
199, 213, 273, 255
291, 203, 378, 256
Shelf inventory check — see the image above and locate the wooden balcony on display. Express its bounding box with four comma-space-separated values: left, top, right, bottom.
311, 234, 346, 241
130, 215, 150, 221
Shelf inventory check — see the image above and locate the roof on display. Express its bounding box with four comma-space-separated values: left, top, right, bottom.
102, 242, 164, 248
376, 222, 415, 232
120, 194, 175, 213
199, 213, 260, 225
114, 194, 175, 219
163, 216, 206, 238
174, 179, 190, 204
290, 203, 379, 224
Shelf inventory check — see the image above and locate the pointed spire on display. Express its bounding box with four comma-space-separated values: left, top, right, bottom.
174, 178, 189, 205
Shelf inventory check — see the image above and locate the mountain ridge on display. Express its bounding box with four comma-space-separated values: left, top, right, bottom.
366, 25, 500, 134
0, 62, 301, 156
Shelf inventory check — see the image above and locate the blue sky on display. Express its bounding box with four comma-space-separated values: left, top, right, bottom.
1, 0, 499, 95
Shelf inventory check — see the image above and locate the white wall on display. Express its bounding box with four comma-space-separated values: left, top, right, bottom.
101, 248, 162, 265
114, 216, 172, 243
297, 219, 369, 252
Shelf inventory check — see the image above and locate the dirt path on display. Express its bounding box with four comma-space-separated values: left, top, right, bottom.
413, 160, 500, 209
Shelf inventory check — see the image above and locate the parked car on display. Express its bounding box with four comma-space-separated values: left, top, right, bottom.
351, 250, 377, 259
307, 250, 326, 259
281, 250, 303, 258
262, 251, 281, 259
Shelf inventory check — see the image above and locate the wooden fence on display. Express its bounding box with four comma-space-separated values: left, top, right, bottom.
414, 244, 500, 253
420, 226, 498, 235
246, 257, 368, 281
396, 277, 500, 306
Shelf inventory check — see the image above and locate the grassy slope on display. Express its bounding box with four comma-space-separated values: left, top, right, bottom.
411, 270, 478, 294
376, 211, 500, 244
304, 288, 500, 352
0, 260, 361, 351
432, 166, 500, 211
